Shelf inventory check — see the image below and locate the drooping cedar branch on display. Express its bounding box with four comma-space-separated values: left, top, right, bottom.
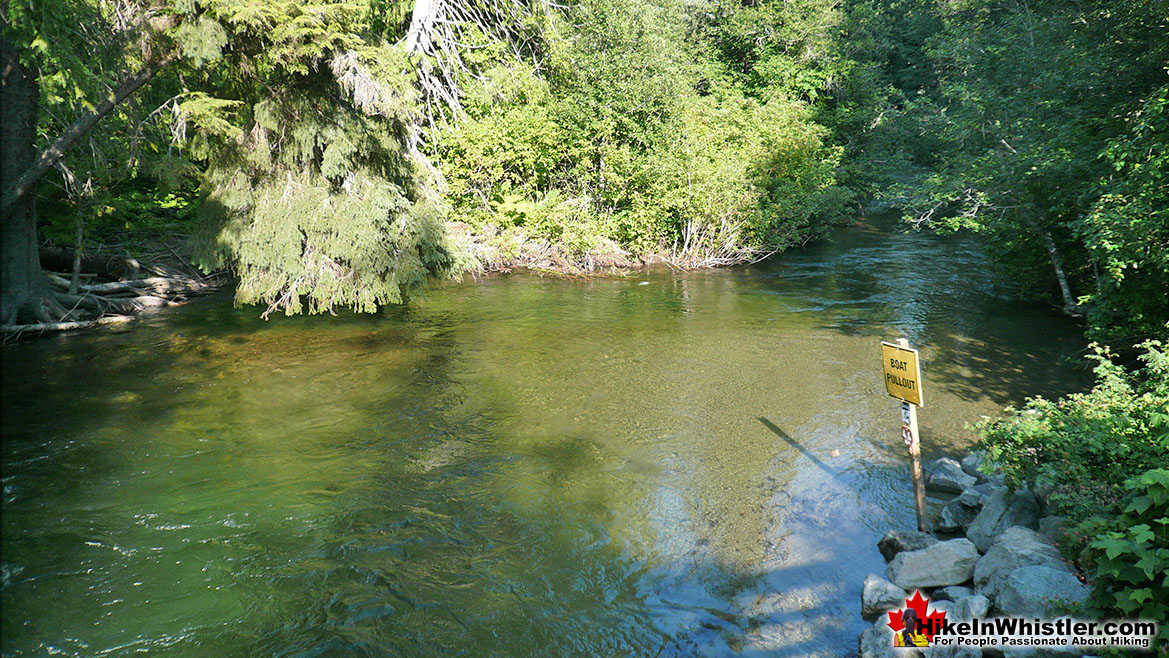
0, 54, 175, 214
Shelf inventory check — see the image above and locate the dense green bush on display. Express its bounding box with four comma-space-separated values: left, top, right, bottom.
1088, 469, 1169, 647
977, 342, 1169, 642
842, 0, 1169, 338
438, 0, 851, 266
978, 342, 1169, 524
1076, 86, 1169, 342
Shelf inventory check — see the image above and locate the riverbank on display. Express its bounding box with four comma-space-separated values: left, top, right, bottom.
5, 214, 829, 338
1, 246, 228, 340
449, 218, 825, 277
859, 451, 1101, 658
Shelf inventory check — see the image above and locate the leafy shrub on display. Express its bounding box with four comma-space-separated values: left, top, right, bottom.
977, 342, 1168, 649
977, 342, 1169, 526
437, 0, 852, 266
1088, 469, 1169, 648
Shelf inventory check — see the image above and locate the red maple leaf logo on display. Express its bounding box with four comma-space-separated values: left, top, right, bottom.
887, 590, 947, 641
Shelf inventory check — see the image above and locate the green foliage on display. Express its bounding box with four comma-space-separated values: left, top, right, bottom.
1088, 469, 1169, 647
844, 0, 1169, 337
9, 0, 195, 243
439, 0, 851, 265
19, 0, 1163, 321
39, 185, 198, 248
179, 0, 467, 315
977, 342, 1169, 640
217, 173, 454, 316
978, 342, 1169, 526
1075, 86, 1169, 341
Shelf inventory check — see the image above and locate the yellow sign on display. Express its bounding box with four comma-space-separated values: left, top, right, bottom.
881, 341, 924, 406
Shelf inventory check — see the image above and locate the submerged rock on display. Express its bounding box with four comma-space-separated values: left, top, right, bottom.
927, 457, 978, 494
966, 488, 1041, 552
879, 529, 938, 562
888, 538, 979, 589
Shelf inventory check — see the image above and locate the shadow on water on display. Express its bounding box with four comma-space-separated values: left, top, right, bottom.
757, 417, 838, 479
925, 324, 1088, 407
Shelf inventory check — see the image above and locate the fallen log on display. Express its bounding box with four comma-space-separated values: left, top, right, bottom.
40, 246, 140, 280
1, 315, 134, 337
47, 271, 208, 296
55, 291, 171, 314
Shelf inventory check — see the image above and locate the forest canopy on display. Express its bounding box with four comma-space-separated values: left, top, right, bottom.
1, 0, 1166, 339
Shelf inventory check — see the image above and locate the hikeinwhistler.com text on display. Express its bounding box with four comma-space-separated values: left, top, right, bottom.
921, 617, 1159, 650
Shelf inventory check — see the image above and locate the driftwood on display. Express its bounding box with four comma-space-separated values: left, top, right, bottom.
4, 234, 227, 338
1, 315, 134, 338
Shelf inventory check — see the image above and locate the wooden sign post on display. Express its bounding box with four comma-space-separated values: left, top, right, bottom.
881, 338, 929, 532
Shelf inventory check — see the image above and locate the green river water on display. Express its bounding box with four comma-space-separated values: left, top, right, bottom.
1, 215, 1089, 657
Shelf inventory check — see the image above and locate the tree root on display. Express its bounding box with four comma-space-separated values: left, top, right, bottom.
3, 264, 226, 339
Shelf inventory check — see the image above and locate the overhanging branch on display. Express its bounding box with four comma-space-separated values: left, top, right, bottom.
0, 54, 176, 214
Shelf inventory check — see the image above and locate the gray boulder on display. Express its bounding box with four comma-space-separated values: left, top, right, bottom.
966, 488, 1041, 552
928, 599, 955, 617
996, 565, 1089, 617
888, 538, 979, 589
927, 457, 978, 494
863, 573, 909, 617
879, 529, 938, 562
933, 585, 975, 602
961, 452, 988, 481
954, 594, 991, 621
958, 484, 996, 509
860, 619, 922, 658
1038, 516, 1066, 546
974, 527, 1074, 599
1033, 476, 1057, 511
936, 498, 980, 533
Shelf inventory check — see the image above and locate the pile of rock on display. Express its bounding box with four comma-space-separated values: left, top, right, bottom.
857, 452, 1091, 658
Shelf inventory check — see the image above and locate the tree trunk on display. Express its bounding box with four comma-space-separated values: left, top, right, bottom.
0, 54, 174, 213
1027, 218, 1081, 317
1, 32, 64, 325
404, 0, 437, 54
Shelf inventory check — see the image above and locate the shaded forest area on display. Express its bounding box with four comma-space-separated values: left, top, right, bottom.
1, 0, 1166, 340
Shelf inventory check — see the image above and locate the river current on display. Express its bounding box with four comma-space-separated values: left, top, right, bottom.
1, 215, 1088, 656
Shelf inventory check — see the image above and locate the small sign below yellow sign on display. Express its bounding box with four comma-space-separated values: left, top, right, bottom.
881, 340, 923, 406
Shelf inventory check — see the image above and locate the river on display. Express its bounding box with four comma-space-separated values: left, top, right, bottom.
1, 214, 1089, 656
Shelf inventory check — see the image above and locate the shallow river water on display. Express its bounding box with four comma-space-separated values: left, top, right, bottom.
1, 215, 1089, 657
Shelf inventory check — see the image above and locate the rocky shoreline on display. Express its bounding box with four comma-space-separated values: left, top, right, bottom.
858, 452, 1093, 658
